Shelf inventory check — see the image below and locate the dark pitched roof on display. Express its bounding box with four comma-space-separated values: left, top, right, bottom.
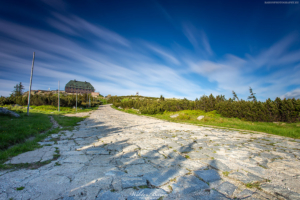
65, 80, 95, 90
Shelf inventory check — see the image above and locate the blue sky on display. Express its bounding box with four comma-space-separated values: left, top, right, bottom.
0, 0, 300, 100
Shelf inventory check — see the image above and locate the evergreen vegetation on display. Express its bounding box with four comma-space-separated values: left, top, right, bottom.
0, 93, 101, 107
111, 93, 300, 123
12, 82, 25, 97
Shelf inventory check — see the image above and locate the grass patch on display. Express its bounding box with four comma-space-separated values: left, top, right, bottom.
245, 182, 261, 190
139, 185, 149, 189
133, 186, 138, 190
28, 105, 98, 114
112, 106, 300, 139
52, 115, 88, 131
0, 112, 52, 150
16, 186, 25, 191
0, 127, 60, 166
222, 171, 229, 176
1, 160, 52, 170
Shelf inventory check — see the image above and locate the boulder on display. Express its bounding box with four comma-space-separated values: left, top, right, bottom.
0, 107, 20, 117
118, 107, 123, 109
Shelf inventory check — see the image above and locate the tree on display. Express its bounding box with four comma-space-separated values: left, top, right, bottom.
248, 87, 257, 102
160, 95, 165, 101
232, 91, 239, 101
12, 82, 24, 97
18, 82, 24, 95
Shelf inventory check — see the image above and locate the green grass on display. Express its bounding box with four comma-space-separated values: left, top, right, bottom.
245, 182, 261, 190
98, 98, 108, 105
0, 112, 52, 150
29, 105, 98, 114
139, 185, 149, 189
52, 115, 89, 131
0, 105, 93, 166
16, 186, 25, 190
112, 106, 300, 139
0, 128, 60, 166
222, 171, 229, 176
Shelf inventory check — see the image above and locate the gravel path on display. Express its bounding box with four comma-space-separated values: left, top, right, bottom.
1, 104, 300, 200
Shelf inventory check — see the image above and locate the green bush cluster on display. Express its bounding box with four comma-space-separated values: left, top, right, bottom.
216, 98, 300, 123
113, 95, 300, 123
113, 94, 226, 114
0, 93, 100, 108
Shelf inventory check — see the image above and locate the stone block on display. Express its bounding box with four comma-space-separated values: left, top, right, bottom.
143, 168, 188, 187
203, 160, 231, 171
171, 175, 209, 194
216, 182, 237, 196
125, 164, 158, 176
96, 190, 124, 200
121, 177, 147, 189
86, 147, 110, 155
194, 169, 221, 183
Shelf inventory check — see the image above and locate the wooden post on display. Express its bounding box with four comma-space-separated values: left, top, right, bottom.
58, 81, 60, 112
27, 52, 35, 116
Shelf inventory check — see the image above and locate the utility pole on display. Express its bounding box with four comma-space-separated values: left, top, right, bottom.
27, 52, 35, 116
76, 92, 77, 112
58, 81, 60, 112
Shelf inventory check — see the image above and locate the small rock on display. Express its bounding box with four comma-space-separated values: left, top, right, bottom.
170, 114, 179, 118
197, 115, 204, 120
0, 107, 20, 117
38, 141, 55, 146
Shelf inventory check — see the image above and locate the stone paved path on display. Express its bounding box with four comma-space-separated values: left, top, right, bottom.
1, 105, 300, 200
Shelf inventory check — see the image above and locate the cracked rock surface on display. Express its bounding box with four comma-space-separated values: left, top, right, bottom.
1, 104, 300, 200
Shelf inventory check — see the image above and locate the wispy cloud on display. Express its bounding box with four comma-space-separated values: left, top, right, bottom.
182, 23, 213, 56
145, 44, 180, 65
51, 13, 130, 46
281, 89, 300, 99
